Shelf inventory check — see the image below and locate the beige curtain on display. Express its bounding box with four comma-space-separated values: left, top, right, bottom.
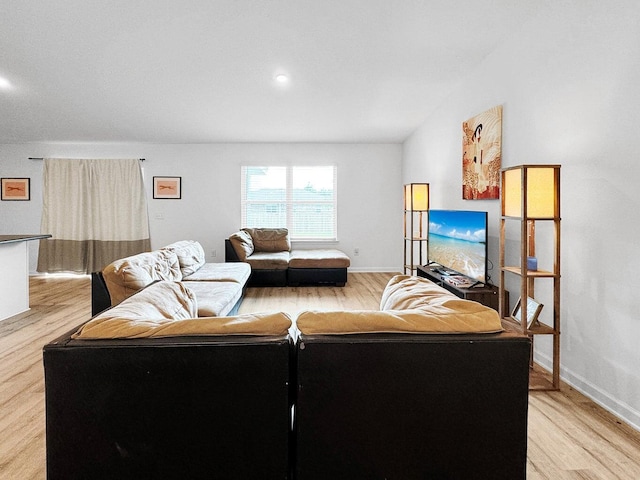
37, 159, 151, 273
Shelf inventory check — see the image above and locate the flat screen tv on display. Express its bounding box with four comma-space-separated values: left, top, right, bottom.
428, 210, 488, 284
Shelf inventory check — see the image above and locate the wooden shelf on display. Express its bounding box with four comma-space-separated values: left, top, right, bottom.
502, 266, 557, 278
501, 317, 556, 336
502, 214, 561, 221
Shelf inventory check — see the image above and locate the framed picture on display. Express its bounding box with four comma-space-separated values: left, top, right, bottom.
153, 176, 181, 199
462, 105, 502, 200
511, 296, 544, 328
1, 178, 30, 201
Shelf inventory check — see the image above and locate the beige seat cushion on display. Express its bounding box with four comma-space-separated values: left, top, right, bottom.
246, 251, 290, 270
183, 281, 244, 317
289, 249, 351, 269
243, 228, 291, 252
102, 249, 182, 305
162, 240, 206, 276
183, 261, 251, 284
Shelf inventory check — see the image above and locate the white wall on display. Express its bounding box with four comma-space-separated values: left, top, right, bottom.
0, 143, 403, 273
403, 0, 640, 430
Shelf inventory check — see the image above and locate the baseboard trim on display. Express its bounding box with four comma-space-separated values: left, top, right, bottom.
534, 351, 640, 432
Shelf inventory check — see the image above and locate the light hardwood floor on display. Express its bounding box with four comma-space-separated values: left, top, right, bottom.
2, 273, 640, 479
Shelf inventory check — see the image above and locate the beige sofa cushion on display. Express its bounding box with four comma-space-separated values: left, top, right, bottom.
296, 273, 503, 335
289, 249, 351, 268
229, 230, 254, 261
102, 249, 182, 305
183, 262, 251, 284
243, 228, 291, 252
162, 240, 206, 276
73, 281, 197, 338
76, 311, 292, 339
380, 274, 460, 311
183, 281, 244, 317
73, 281, 292, 339
296, 308, 502, 335
246, 251, 290, 270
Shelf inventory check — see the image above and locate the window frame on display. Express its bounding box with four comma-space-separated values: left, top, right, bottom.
241, 165, 338, 242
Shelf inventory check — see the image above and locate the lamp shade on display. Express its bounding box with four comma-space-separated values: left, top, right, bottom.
503, 165, 559, 218
404, 183, 429, 211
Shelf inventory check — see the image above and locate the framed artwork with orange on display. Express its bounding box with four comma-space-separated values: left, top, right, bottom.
1, 178, 30, 201
153, 176, 182, 199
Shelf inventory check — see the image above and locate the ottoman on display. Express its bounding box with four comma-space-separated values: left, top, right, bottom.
287, 249, 350, 286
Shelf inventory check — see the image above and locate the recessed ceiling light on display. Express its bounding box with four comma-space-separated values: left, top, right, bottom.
275, 73, 289, 83
0, 76, 11, 89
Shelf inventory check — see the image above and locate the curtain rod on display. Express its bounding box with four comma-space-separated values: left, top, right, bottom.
28, 157, 145, 161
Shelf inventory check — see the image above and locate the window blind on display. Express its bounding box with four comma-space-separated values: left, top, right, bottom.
241, 165, 337, 241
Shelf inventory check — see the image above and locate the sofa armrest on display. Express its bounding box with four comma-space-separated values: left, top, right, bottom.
225, 239, 242, 262
91, 271, 111, 316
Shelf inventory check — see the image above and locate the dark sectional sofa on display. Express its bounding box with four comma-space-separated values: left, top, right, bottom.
44, 332, 293, 479
225, 228, 350, 286
44, 280, 294, 480
294, 332, 531, 479
44, 274, 531, 479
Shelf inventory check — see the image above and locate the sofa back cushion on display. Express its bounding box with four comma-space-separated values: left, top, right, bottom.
243, 228, 291, 252
296, 308, 502, 335
295, 274, 503, 335
229, 230, 255, 261
102, 249, 182, 305
73, 281, 292, 339
380, 274, 459, 311
74, 281, 197, 338
162, 240, 206, 276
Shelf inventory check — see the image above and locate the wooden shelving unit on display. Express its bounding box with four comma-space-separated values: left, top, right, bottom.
499, 165, 561, 390
403, 183, 429, 275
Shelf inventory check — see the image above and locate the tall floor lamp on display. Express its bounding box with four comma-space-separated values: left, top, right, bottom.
404, 183, 429, 274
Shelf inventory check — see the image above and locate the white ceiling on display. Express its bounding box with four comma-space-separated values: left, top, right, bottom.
0, 0, 543, 144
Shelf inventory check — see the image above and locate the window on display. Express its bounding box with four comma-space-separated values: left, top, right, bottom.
241, 166, 337, 241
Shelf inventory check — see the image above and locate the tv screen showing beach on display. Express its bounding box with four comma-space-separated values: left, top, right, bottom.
428, 210, 488, 283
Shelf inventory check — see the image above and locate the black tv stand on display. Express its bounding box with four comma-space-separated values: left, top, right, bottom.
417, 264, 499, 312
